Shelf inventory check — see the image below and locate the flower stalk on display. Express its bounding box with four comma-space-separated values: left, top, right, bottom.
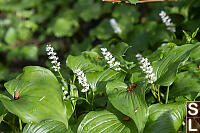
46, 44, 68, 99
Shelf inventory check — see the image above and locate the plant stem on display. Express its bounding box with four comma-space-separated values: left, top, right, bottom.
92, 91, 95, 108
166, 86, 170, 104
58, 69, 65, 82
120, 68, 127, 73
151, 84, 157, 99
55, 61, 67, 87
19, 118, 22, 132
73, 74, 76, 85
157, 85, 161, 103
85, 92, 90, 105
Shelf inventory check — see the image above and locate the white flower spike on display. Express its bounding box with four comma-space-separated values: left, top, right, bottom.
136, 54, 157, 84
101, 48, 121, 71
46, 44, 61, 72
159, 11, 176, 32
46, 44, 68, 99
74, 69, 90, 92
110, 18, 122, 34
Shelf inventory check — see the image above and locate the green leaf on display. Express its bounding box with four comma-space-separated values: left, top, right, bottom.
70, 84, 78, 107
192, 27, 199, 38
90, 19, 114, 40
77, 110, 135, 133
86, 68, 125, 92
183, 30, 192, 43
0, 101, 7, 123
113, 42, 129, 57
144, 102, 186, 133
112, 5, 139, 36
153, 43, 200, 86
66, 51, 104, 72
0, 66, 69, 127
5, 27, 17, 45
106, 81, 148, 133
169, 71, 200, 100
48, 10, 79, 37
20, 46, 38, 61
74, 0, 101, 22
22, 120, 70, 133
65, 100, 74, 121
190, 46, 200, 60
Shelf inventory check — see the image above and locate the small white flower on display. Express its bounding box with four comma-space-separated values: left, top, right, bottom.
114, 62, 120, 66
63, 96, 67, 100
136, 54, 157, 84
159, 11, 176, 32
74, 69, 90, 92
62, 86, 65, 91
101, 48, 107, 52
110, 18, 122, 34
101, 48, 121, 71
115, 68, 121, 71
64, 91, 68, 95
136, 54, 142, 59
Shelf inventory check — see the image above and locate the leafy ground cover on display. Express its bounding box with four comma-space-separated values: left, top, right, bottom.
0, 0, 200, 132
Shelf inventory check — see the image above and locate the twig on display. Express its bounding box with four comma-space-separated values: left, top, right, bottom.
102, 0, 178, 4
165, 86, 170, 104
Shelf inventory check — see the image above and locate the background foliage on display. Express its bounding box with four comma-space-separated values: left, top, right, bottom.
0, 0, 200, 132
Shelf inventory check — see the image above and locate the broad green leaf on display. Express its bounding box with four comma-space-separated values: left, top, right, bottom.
106, 81, 148, 133
0, 66, 69, 127
0, 101, 7, 123
113, 42, 129, 57
77, 110, 135, 133
86, 68, 125, 92
169, 71, 200, 100
66, 51, 104, 72
22, 120, 70, 133
190, 46, 200, 60
144, 102, 186, 133
113, 42, 135, 69
153, 43, 200, 86
106, 102, 138, 133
